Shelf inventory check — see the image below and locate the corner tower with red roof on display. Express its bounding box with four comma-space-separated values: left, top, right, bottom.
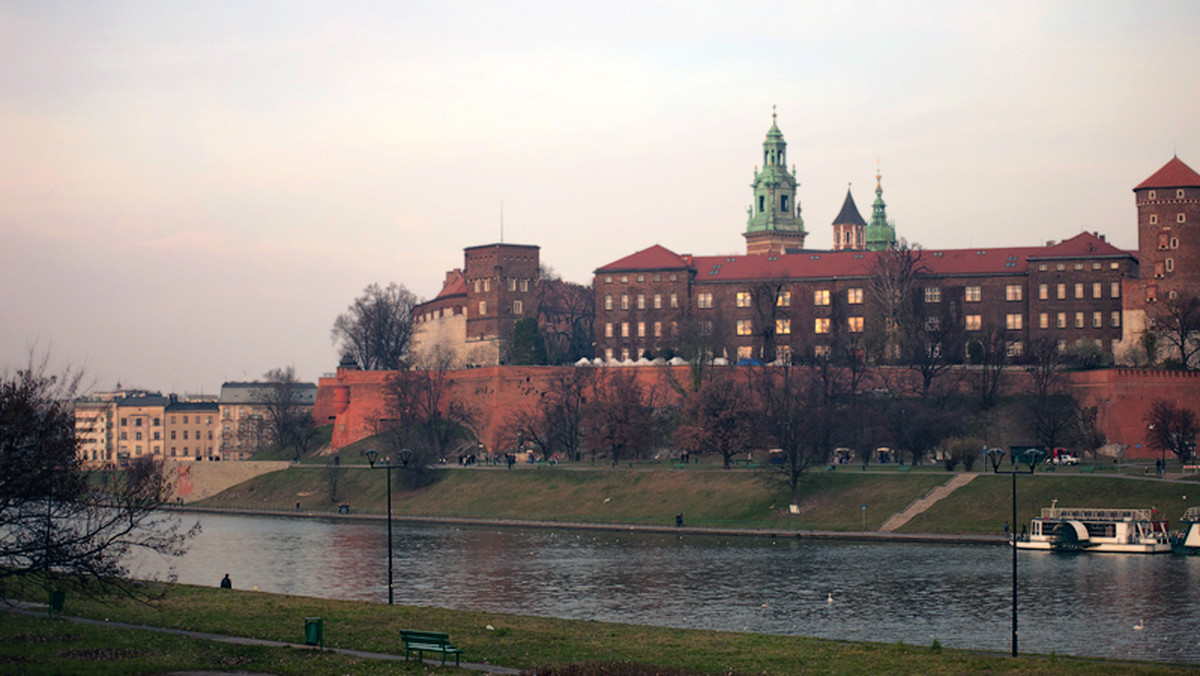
1134, 156, 1200, 304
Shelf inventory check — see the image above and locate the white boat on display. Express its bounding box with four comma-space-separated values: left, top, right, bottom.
1017, 507, 1172, 554
1172, 507, 1200, 555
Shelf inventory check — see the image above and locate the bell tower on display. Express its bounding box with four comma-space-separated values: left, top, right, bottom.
744, 107, 807, 255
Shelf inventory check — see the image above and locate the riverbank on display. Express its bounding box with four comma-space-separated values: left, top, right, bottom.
4, 581, 1191, 675
193, 464, 1198, 537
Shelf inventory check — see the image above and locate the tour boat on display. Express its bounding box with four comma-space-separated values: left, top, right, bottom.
1017, 507, 1172, 554
1172, 507, 1200, 555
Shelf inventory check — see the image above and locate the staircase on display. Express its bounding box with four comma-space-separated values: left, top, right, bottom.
879, 473, 977, 532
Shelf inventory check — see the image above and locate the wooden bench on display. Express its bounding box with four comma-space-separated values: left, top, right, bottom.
400, 630, 463, 667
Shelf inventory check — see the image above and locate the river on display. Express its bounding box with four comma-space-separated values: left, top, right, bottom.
131, 512, 1200, 664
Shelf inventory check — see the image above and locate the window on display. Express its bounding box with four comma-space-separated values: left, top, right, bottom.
654, 294, 662, 309
697, 292, 713, 309
965, 286, 982, 302
1038, 263, 1048, 271
814, 345, 831, 358
621, 295, 629, 310
1075, 312, 1084, 328
1179, 213, 1187, 223
654, 322, 662, 337
777, 290, 791, 307
605, 276, 613, 284
736, 291, 752, 307
484, 279, 490, 292
669, 273, 678, 282
183, 431, 188, 440
670, 293, 679, 308
814, 289, 831, 306
182, 416, 187, 424
848, 316, 864, 333
604, 295, 613, 310
965, 315, 982, 331
604, 348, 614, 361
1178, 189, 1186, 199
1038, 313, 1048, 329
637, 294, 645, 310
513, 300, 523, 314
1111, 311, 1121, 328
520, 279, 529, 292
777, 345, 792, 362
1057, 312, 1067, 328
1006, 285, 1023, 301
925, 316, 941, 331
153, 431, 160, 440
1149, 190, 1157, 200
1074, 283, 1084, 299
1093, 282, 1102, 299
1006, 314, 1023, 330
637, 274, 645, 283
1159, 233, 1170, 250
621, 323, 629, 337
1092, 262, 1101, 270
1111, 282, 1121, 299
1056, 283, 1066, 300
700, 320, 713, 335
1006, 341, 1024, 358
479, 301, 487, 315
924, 287, 941, 303
736, 320, 753, 336
1150, 214, 1158, 225
169, 430, 176, 440
1167, 258, 1175, 272
474, 280, 480, 292
605, 323, 613, 337
1155, 262, 1165, 278
637, 322, 645, 338
153, 417, 160, 426
1074, 262, 1084, 271
1038, 284, 1048, 300
508, 279, 517, 291
653, 273, 661, 282
1056, 263, 1066, 271
620, 275, 628, 283
776, 318, 791, 334
814, 318, 831, 334
737, 346, 754, 361
847, 288, 863, 304
1093, 312, 1103, 328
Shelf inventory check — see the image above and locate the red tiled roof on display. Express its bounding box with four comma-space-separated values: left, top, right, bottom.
595, 244, 692, 273
1134, 156, 1200, 190
434, 270, 467, 299
602, 233, 1131, 283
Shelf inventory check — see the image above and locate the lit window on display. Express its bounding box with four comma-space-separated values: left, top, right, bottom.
697, 293, 713, 309
777, 345, 792, 361
637, 274, 645, 283
924, 287, 941, 303
1056, 284, 1066, 300
847, 288, 863, 304
621, 295, 629, 310
737, 320, 753, 336
508, 279, 517, 291
637, 294, 645, 310
637, 322, 645, 338
1075, 312, 1084, 329
521, 279, 529, 292
620, 275, 628, 283
814, 318, 831, 334
966, 315, 983, 331
654, 294, 662, 309
1006, 314, 1023, 330
736, 291, 752, 307
605, 295, 613, 310
1074, 283, 1084, 299
621, 323, 629, 337
1056, 263, 1066, 271
1038, 313, 1048, 329
925, 316, 942, 331
814, 289, 831, 306
1057, 312, 1067, 329
1006, 341, 1024, 357
777, 290, 791, 307
605, 276, 613, 284
654, 322, 662, 337
737, 346, 754, 360
605, 323, 613, 337
1038, 284, 1048, 300
670, 293, 679, 308
1111, 311, 1121, 328
814, 345, 831, 358
965, 286, 981, 302
1092, 312, 1102, 328
1005, 285, 1023, 301
1093, 282, 1102, 299
776, 318, 791, 334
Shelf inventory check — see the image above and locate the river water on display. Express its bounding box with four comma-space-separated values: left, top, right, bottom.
132, 512, 1200, 664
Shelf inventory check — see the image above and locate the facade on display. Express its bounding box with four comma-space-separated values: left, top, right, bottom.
411, 269, 471, 365
592, 113, 1192, 365
164, 400, 219, 460
217, 381, 318, 461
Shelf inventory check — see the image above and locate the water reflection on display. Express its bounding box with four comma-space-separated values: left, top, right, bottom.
139, 512, 1200, 664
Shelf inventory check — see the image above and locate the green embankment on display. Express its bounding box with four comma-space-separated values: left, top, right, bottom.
196, 464, 1196, 535
4, 582, 1189, 675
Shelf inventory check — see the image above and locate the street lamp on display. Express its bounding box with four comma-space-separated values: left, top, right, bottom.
363, 447, 413, 605
987, 446, 1044, 658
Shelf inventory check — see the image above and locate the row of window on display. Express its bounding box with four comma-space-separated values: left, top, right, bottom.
604, 293, 681, 311
1036, 261, 1123, 272
1148, 213, 1188, 225
1147, 189, 1188, 200
603, 272, 682, 284
476, 300, 524, 316
119, 430, 215, 441
470, 278, 532, 293
120, 415, 215, 426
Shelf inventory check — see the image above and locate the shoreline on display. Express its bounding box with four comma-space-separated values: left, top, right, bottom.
169, 505, 1006, 546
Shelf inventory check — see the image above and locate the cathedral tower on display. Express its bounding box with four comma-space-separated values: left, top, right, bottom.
866, 164, 897, 251
831, 186, 866, 251
744, 108, 807, 255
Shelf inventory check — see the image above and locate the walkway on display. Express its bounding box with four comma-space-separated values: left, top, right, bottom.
5, 602, 520, 675
879, 473, 977, 532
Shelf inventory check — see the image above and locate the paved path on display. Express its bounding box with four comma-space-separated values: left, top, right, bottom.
5, 602, 520, 674
879, 473, 978, 532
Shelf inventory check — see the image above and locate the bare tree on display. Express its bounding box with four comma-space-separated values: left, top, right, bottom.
865, 240, 924, 364
1024, 338, 1086, 452
967, 327, 1009, 409
675, 371, 757, 468
263, 366, 317, 461
513, 368, 594, 462
382, 346, 476, 463
583, 370, 655, 466
0, 355, 195, 598
331, 282, 418, 370
752, 363, 842, 504
1145, 400, 1199, 464
1149, 294, 1200, 370
536, 275, 596, 364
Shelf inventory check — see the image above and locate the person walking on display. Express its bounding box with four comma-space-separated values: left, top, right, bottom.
220, 573, 232, 589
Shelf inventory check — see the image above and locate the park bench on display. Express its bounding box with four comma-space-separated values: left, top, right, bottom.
400, 629, 463, 667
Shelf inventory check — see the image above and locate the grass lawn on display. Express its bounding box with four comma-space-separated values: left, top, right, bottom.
2, 582, 1192, 675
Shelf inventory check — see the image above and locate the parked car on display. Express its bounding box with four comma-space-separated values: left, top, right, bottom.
1051, 451, 1080, 465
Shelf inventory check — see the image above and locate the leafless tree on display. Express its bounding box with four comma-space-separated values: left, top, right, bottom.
331, 282, 418, 370
968, 326, 1009, 409
1149, 293, 1200, 370
583, 370, 655, 466
0, 355, 196, 598
865, 240, 925, 364
382, 346, 476, 464
675, 370, 757, 468
1145, 400, 1199, 464
752, 363, 842, 504
512, 368, 594, 462
263, 366, 318, 461
536, 275, 596, 364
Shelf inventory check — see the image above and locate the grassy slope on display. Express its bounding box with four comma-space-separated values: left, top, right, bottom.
5, 582, 1190, 676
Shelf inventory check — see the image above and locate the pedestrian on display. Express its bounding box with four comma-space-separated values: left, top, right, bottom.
220, 573, 232, 589
675, 513, 684, 528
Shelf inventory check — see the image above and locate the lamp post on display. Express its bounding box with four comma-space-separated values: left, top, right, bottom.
363, 448, 413, 605
987, 446, 1043, 658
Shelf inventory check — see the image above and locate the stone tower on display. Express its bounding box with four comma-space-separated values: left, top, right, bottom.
831, 187, 867, 251
744, 108, 807, 255
1134, 156, 1200, 304
865, 164, 897, 251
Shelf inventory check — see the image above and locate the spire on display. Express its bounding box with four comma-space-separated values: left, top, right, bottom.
744, 109, 806, 254
866, 160, 897, 251
833, 187, 867, 226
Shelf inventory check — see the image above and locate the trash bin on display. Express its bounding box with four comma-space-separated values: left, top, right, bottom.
48, 589, 65, 617
304, 617, 323, 648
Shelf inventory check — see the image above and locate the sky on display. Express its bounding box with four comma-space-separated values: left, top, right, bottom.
2, 1, 1198, 394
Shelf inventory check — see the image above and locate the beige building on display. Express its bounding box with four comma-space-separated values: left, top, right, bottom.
217, 381, 317, 460
165, 401, 219, 460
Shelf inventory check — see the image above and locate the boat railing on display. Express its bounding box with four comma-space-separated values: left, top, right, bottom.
1183, 506, 1200, 523
1041, 507, 1154, 522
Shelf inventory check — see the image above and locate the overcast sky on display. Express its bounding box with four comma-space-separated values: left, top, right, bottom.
2, 1, 1198, 394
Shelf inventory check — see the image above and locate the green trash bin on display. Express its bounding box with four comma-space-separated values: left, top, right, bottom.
48, 589, 65, 617
304, 617, 323, 649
